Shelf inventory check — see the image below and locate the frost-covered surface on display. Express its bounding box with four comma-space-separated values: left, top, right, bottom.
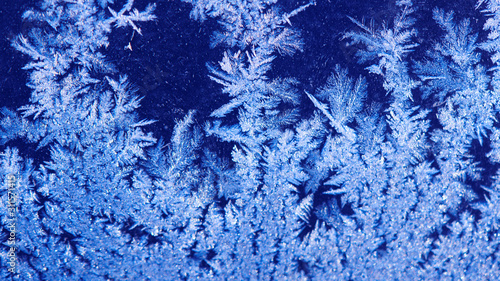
1, 0, 500, 280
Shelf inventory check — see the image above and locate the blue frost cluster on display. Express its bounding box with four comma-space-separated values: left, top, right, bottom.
1, 0, 500, 280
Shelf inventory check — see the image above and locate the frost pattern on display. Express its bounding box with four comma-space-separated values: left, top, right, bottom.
1, 0, 500, 280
